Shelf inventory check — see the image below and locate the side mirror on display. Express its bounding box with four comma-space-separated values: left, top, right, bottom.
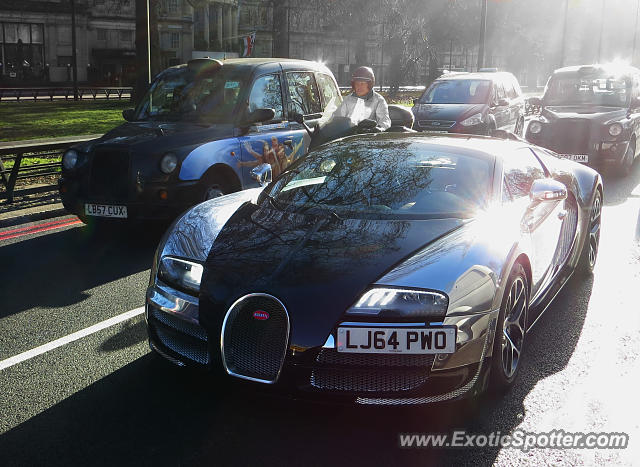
122, 109, 136, 121
288, 112, 304, 125
251, 163, 272, 186
529, 178, 567, 203
413, 98, 419, 106
246, 108, 276, 125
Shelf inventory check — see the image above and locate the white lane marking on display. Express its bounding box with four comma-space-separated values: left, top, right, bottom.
0, 307, 145, 371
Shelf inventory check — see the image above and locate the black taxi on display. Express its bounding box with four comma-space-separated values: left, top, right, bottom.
58, 58, 341, 223
526, 64, 640, 174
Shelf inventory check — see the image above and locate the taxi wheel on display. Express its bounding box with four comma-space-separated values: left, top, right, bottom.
201, 174, 231, 201
618, 141, 635, 175
490, 263, 528, 393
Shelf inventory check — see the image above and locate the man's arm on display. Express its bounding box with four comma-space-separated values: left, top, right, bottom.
375, 95, 391, 130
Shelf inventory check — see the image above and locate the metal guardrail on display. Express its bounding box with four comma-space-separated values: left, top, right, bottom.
0, 87, 132, 102
0, 136, 99, 203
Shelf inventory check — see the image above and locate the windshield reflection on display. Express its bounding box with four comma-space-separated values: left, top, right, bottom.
134, 67, 246, 123
267, 138, 492, 219
419, 80, 491, 105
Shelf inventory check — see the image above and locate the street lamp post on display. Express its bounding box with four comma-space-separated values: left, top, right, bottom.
597, 0, 606, 63
477, 0, 487, 71
559, 0, 569, 68
633, 0, 640, 65
70, 0, 78, 100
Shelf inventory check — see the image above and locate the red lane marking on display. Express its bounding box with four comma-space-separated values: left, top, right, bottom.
0, 217, 78, 236
0, 219, 82, 241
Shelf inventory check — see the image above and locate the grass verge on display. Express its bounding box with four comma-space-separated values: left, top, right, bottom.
0, 100, 131, 142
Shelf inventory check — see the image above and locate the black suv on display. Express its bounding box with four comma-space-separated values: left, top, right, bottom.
412, 71, 525, 135
59, 58, 341, 223
526, 64, 640, 173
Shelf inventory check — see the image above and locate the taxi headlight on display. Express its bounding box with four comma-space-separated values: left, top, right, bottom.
160, 153, 178, 174
609, 123, 623, 137
62, 149, 79, 170
158, 256, 203, 294
346, 287, 448, 318
529, 121, 542, 134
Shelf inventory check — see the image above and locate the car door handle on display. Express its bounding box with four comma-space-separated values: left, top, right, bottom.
558, 209, 567, 220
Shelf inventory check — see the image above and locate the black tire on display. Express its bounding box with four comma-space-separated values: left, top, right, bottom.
616, 141, 635, 176
200, 173, 232, 201
577, 190, 602, 276
490, 263, 529, 392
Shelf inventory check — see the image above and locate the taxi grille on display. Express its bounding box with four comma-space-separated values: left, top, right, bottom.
222, 295, 289, 383
310, 349, 435, 393
148, 309, 209, 365
549, 120, 591, 155
90, 148, 129, 202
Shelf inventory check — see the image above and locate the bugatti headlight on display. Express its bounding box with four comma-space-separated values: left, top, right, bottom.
62, 149, 79, 170
460, 112, 484, 127
158, 256, 203, 294
529, 121, 542, 134
608, 123, 623, 137
159, 152, 178, 174
346, 287, 448, 318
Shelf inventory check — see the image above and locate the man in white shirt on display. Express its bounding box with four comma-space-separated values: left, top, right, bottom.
335, 66, 391, 131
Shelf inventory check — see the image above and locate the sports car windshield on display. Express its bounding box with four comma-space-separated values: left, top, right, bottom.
268, 139, 492, 219
544, 74, 631, 107
418, 79, 491, 104
134, 67, 247, 122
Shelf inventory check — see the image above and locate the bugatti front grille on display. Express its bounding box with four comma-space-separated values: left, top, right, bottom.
311, 349, 435, 393
90, 149, 130, 201
149, 309, 209, 365
221, 294, 289, 383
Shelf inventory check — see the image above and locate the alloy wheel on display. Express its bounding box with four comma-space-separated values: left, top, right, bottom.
501, 276, 527, 379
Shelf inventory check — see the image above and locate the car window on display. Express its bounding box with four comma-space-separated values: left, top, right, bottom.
315, 72, 342, 112
269, 139, 493, 218
495, 81, 507, 100
505, 77, 518, 99
544, 73, 631, 107
248, 74, 284, 121
503, 148, 546, 199
511, 76, 523, 97
134, 66, 248, 122
286, 72, 322, 116
419, 79, 491, 105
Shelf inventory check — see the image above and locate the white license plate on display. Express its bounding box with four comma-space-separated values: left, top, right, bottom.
559, 154, 589, 163
84, 203, 128, 218
336, 326, 456, 354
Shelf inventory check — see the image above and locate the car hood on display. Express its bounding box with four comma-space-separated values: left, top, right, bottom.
199, 203, 465, 348
412, 103, 486, 121
542, 105, 627, 123
74, 121, 235, 152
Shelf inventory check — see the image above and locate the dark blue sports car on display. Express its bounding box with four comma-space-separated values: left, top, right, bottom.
146, 132, 602, 405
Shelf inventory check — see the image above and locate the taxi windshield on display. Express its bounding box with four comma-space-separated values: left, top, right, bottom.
544, 73, 631, 107
134, 66, 248, 123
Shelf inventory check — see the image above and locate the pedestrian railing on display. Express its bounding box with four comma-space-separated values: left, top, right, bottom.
0, 87, 132, 102
0, 136, 99, 203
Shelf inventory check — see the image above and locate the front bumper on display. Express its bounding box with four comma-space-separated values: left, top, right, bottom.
59, 176, 201, 221
146, 281, 499, 405
526, 129, 630, 166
